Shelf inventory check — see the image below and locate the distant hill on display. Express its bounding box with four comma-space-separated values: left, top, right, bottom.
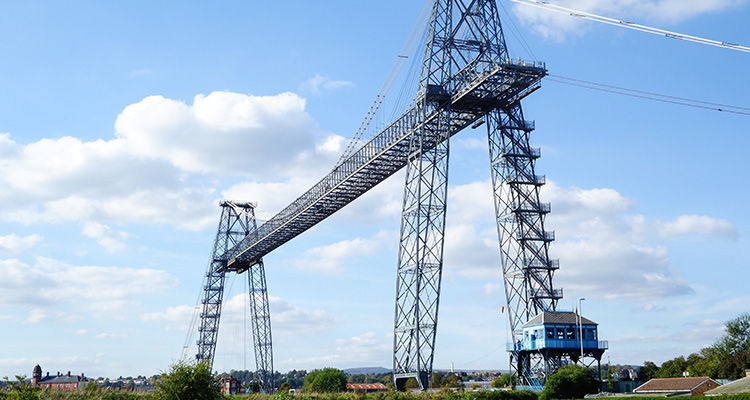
343, 367, 391, 375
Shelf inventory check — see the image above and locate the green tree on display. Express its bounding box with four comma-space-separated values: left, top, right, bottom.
443, 374, 462, 389
431, 372, 443, 388
153, 360, 221, 400
637, 361, 660, 381
491, 374, 516, 388
278, 382, 292, 393
657, 356, 688, 378
302, 368, 347, 393
540, 364, 597, 400
718, 312, 750, 355
3, 376, 40, 400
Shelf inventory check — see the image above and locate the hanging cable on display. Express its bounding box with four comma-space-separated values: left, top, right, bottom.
498, 1, 538, 61
335, 1, 431, 166
508, 0, 750, 53
546, 74, 750, 116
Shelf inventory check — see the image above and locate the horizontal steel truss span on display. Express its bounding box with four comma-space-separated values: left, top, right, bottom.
223, 61, 546, 271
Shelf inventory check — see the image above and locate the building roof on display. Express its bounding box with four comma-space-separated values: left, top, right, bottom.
705, 376, 750, 395
634, 377, 720, 393
524, 311, 597, 326
347, 383, 388, 390
38, 373, 86, 384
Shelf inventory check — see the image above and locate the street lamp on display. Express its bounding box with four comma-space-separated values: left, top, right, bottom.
578, 297, 586, 362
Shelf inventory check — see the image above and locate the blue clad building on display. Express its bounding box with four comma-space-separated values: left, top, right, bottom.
509, 311, 608, 391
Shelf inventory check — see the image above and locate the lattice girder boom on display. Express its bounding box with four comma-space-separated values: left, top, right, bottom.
224, 61, 546, 271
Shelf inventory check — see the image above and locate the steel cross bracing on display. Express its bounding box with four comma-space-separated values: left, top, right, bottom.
218, 0, 555, 389
196, 201, 274, 393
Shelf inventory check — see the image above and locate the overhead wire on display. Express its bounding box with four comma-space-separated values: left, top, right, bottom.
546, 74, 750, 116
498, 1, 537, 61
335, 1, 431, 166
508, 0, 750, 53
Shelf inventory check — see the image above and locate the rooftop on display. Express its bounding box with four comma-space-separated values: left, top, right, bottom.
634, 377, 719, 393
705, 376, 750, 395
524, 311, 597, 326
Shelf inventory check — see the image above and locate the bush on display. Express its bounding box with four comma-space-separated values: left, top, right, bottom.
539, 365, 597, 400
153, 360, 221, 400
302, 369, 347, 393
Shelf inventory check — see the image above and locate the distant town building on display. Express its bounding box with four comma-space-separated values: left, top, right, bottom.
220, 377, 242, 395
347, 383, 388, 393
634, 376, 721, 396
31, 365, 89, 391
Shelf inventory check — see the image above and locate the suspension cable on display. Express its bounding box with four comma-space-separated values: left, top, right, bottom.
335, 1, 431, 166
508, 0, 750, 53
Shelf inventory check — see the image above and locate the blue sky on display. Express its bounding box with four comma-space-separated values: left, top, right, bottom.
1, 0, 749, 380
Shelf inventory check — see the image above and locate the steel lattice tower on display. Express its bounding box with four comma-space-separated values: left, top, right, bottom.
215, 0, 553, 390
196, 201, 274, 393
393, 0, 559, 390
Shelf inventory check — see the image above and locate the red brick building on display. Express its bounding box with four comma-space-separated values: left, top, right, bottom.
634, 376, 721, 396
347, 383, 389, 393
220, 377, 242, 395
31, 365, 89, 391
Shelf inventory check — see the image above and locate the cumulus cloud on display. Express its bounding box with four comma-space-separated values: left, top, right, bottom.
0, 234, 42, 254
300, 74, 355, 95
512, 0, 749, 40
82, 222, 130, 253
286, 231, 392, 275
0, 257, 177, 315
441, 180, 736, 301
141, 305, 196, 331
279, 332, 390, 369
657, 215, 738, 239
0, 91, 345, 230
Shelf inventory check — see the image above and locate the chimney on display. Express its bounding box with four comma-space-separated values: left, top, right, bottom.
57, 372, 61, 377
67, 371, 71, 377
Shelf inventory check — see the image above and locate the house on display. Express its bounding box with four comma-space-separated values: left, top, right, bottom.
705, 370, 750, 395
220, 377, 242, 395
31, 365, 89, 391
633, 376, 721, 396
347, 383, 389, 393
511, 311, 608, 390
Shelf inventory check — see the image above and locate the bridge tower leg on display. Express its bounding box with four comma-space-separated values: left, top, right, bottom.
487, 104, 562, 386
393, 0, 452, 392
196, 201, 274, 393
393, 0, 561, 390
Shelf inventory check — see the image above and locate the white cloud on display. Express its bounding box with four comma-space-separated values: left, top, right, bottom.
0, 91, 344, 231
657, 215, 738, 239
0, 257, 177, 314
0, 234, 42, 254
441, 180, 738, 301
25, 309, 50, 323
512, 0, 749, 41
279, 332, 390, 370
82, 222, 130, 253
95, 333, 127, 340
286, 232, 391, 275
300, 74, 355, 95
141, 305, 197, 331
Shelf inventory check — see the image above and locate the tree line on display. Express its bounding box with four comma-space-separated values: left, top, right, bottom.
636, 312, 750, 381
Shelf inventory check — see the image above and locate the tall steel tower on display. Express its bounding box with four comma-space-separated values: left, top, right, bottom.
212, 0, 555, 390
393, 0, 559, 390
196, 201, 274, 393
